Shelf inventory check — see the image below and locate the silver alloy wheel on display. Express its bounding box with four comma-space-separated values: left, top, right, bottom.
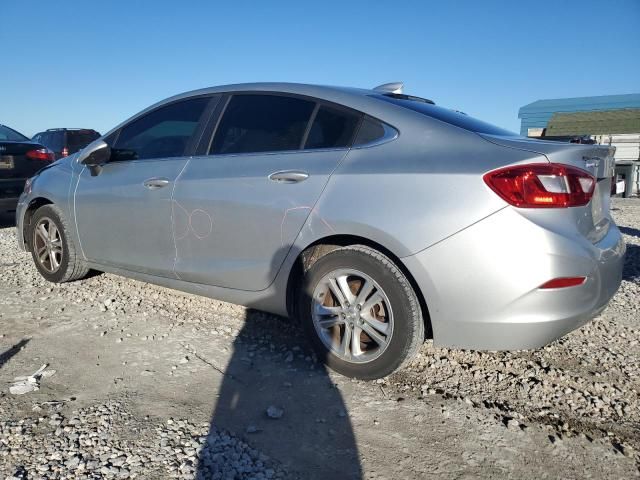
311, 268, 394, 364
33, 217, 63, 273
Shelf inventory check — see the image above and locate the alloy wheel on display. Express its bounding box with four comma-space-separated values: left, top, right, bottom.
33, 217, 63, 273
311, 268, 394, 363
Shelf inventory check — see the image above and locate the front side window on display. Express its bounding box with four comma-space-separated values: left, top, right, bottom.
210, 94, 315, 155
304, 105, 361, 150
113, 96, 209, 160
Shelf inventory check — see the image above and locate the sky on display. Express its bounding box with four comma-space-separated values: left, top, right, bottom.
2, 0, 639, 137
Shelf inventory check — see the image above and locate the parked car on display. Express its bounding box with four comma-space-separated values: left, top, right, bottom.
0, 124, 54, 214
16, 83, 625, 379
32, 128, 100, 160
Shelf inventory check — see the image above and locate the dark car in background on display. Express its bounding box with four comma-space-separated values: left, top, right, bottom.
32, 128, 100, 160
0, 124, 54, 213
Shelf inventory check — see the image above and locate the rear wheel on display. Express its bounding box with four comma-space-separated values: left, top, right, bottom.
299, 245, 424, 379
29, 204, 89, 283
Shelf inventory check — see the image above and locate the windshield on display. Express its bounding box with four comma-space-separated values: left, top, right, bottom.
372, 94, 517, 136
0, 125, 29, 142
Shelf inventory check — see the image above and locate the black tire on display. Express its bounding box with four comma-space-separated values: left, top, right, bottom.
29, 204, 89, 283
299, 245, 424, 380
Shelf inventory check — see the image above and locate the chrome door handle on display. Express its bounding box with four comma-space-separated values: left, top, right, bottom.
143, 177, 170, 189
268, 170, 309, 184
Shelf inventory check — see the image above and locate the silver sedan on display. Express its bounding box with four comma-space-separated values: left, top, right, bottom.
16, 82, 625, 379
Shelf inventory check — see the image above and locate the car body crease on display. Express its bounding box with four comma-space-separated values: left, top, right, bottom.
400, 205, 509, 259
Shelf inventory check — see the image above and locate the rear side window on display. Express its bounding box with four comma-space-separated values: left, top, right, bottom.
113, 96, 209, 160
354, 116, 387, 145
34, 132, 48, 147
211, 95, 315, 155
372, 94, 515, 136
67, 130, 100, 154
304, 105, 361, 149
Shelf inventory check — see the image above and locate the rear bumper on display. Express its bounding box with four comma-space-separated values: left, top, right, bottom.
401, 207, 625, 350
0, 196, 19, 213
15, 194, 28, 251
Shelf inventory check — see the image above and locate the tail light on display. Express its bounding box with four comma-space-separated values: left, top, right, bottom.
483, 163, 595, 208
26, 148, 55, 162
61, 147, 69, 157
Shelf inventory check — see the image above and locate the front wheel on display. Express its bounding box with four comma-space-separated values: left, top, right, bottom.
29, 204, 89, 283
299, 245, 424, 380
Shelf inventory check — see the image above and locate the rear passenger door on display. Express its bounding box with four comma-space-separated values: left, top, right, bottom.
172, 93, 362, 290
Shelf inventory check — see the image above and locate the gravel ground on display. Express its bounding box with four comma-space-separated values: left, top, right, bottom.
0, 198, 639, 479
1, 401, 287, 480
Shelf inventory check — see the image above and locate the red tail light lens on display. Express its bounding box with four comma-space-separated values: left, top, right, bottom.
483, 163, 595, 208
26, 148, 55, 162
539, 277, 587, 289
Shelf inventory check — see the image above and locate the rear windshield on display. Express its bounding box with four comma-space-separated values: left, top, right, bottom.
45, 132, 64, 152
67, 130, 100, 153
371, 94, 516, 136
0, 125, 29, 142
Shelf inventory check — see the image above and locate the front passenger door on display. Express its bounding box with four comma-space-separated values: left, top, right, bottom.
73, 95, 213, 277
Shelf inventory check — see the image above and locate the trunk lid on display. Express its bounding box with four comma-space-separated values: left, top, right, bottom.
480, 134, 616, 243
479, 135, 615, 179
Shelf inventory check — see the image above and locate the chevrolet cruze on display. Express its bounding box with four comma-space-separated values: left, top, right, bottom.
16, 82, 625, 379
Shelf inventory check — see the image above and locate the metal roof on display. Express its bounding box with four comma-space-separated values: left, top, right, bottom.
519, 93, 640, 115
545, 108, 640, 136
518, 93, 640, 136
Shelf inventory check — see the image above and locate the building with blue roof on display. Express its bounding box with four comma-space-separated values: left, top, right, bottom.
518, 93, 640, 197
518, 93, 640, 137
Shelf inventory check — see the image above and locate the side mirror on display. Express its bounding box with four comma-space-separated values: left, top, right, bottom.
78, 139, 111, 176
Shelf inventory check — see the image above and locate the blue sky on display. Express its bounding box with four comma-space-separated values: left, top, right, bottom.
2, 0, 639, 136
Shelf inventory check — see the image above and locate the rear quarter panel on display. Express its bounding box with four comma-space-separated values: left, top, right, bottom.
295, 115, 546, 258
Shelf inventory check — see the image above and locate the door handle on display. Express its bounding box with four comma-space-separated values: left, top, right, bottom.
268, 170, 309, 184
143, 177, 170, 189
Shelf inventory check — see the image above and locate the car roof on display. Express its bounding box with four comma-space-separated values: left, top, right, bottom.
174, 82, 372, 99
147, 82, 378, 115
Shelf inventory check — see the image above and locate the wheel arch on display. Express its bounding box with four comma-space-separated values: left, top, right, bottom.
285, 234, 432, 338
22, 197, 54, 251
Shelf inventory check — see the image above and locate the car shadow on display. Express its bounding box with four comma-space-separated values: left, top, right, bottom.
0, 338, 30, 370
196, 247, 363, 479
623, 244, 640, 282
619, 226, 640, 239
